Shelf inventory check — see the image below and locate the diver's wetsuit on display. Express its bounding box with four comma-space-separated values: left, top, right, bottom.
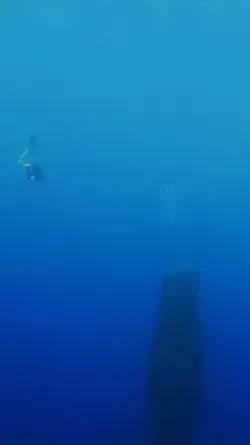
24, 162, 45, 182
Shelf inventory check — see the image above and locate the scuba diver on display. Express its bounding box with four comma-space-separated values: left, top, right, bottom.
18, 134, 45, 182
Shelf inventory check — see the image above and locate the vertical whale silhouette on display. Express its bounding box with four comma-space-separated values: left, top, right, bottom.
147, 269, 203, 445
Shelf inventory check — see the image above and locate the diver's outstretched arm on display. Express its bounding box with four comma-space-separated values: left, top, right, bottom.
18, 149, 29, 167
18, 135, 37, 166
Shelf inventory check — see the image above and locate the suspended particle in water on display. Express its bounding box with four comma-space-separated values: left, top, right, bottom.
163, 187, 176, 226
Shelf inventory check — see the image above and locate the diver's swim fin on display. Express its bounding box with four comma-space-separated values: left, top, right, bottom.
29, 134, 36, 149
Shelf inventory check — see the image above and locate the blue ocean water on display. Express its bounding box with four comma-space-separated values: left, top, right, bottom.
1, 0, 250, 443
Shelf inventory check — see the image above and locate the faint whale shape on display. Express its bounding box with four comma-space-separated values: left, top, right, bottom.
147, 269, 204, 445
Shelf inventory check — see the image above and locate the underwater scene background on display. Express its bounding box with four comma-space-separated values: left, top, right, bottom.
0, 0, 250, 444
